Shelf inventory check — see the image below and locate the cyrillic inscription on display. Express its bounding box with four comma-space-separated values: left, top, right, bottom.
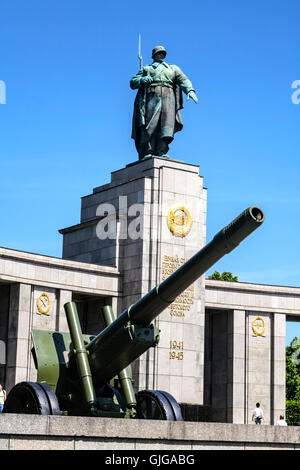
162, 255, 194, 317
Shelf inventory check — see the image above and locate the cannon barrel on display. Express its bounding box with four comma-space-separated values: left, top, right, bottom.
83, 206, 264, 387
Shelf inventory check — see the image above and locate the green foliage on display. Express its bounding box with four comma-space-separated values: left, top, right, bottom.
207, 271, 238, 282
286, 400, 300, 426
286, 337, 300, 424
286, 355, 300, 400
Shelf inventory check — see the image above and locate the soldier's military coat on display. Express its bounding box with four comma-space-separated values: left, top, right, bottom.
130, 61, 195, 158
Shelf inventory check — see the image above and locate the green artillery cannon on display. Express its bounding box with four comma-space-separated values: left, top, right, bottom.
3, 206, 264, 420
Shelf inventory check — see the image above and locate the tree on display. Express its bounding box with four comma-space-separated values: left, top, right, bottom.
286, 337, 300, 399
286, 337, 300, 425
286, 355, 300, 400
207, 271, 238, 282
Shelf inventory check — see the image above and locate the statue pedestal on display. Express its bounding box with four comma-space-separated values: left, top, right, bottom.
60, 157, 207, 405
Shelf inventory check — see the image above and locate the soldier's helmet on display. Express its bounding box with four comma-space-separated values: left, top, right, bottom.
152, 46, 167, 59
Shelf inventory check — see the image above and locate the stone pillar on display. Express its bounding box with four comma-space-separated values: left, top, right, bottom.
272, 313, 286, 424
204, 309, 246, 423
0, 285, 10, 385
6, 283, 32, 391
60, 157, 207, 405
228, 310, 246, 424
244, 312, 287, 425
245, 312, 272, 424
205, 308, 284, 425
57, 290, 72, 332
207, 310, 229, 422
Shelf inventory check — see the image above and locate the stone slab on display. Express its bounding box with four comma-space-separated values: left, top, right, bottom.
0, 415, 300, 450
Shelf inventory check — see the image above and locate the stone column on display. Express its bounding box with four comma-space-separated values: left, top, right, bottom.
245, 312, 272, 424
228, 310, 246, 423
57, 289, 72, 332
0, 285, 10, 385
272, 313, 286, 424
6, 283, 32, 391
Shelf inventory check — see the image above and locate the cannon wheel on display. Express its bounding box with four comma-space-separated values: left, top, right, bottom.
157, 390, 184, 421
136, 390, 183, 421
3, 381, 60, 415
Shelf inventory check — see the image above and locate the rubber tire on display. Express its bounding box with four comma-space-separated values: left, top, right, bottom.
3, 381, 60, 415
136, 390, 175, 420
37, 382, 61, 415
157, 390, 184, 421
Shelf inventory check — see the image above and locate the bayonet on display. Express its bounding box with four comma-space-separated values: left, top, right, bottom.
138, 34, 143, 69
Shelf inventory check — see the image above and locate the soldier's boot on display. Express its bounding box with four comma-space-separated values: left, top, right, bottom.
156, 138, 170, 158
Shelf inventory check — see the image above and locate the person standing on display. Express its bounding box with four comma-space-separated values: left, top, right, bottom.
275, 415, 288, 426
0, 384, 6, 412
252, 402, 265, 424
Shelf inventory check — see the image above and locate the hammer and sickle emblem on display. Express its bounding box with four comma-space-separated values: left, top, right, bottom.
252, 316, 265, 336
167, 206, 193, 238
37, 293, 51, 315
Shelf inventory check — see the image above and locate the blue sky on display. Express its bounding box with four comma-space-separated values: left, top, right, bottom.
0, 1, 299, 343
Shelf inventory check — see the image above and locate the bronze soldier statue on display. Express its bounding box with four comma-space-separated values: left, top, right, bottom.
130, 45, 198, 160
